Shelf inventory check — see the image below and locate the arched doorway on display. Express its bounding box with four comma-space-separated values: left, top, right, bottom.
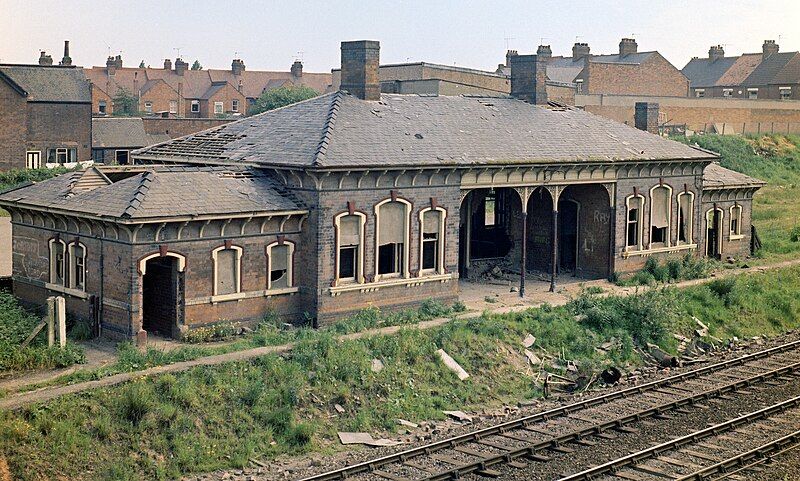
141, 256, 183, 337
706, 208, 723, 258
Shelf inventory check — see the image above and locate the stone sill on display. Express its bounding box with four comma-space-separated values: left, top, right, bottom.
44, 282, 89, 299
730, 234, 745, 241
622, 243, 697, 258
189, 287, 300, 306
329, 273, 456, 296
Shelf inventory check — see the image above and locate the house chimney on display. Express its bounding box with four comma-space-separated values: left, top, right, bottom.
505, 49, 518, 68
572, 42, 591, 61
634, 102, 659, 134
106, 56, 117, 75
231, 58, 245, 75
708, 45, 725, 62
763, 40, 779, 58
174, 58, 188, 76
340, 40, 380, 101
38, 51, 53, 66
537, 44, 552, 61
59, 40, 72, 66
291, 60, 303, 77
510, 53, 548, 105
164, 58, 172, 70
115, 55, 122, 68
619, 38, 638, 57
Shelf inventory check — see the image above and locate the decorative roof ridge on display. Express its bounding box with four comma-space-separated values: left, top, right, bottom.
121, 171, 155, 218
313, 91, 344, 167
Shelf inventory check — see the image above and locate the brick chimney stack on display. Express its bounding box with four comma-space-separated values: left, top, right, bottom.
619, 38, 638, 57
38, 51, 53, 66
709, 45, 725, 62
505, 49, 518, 67
164, 58, 172, 70
232, 58, 245, 75
763, 40, 779, 58
340, 40, 381, 101
572, 42, 590, 61
114, 54, 122, 69
174, 58, 188, 75
106, 56, 117, 75
59, 40, 72, 66
291, 60, 303, 77
635, 102, 659, 134
510, 53, 548, 105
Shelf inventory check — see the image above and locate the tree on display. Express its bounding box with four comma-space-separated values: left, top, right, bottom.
250, 85, 319, 115
191, 60, 203, 70
111, 88, 139, 117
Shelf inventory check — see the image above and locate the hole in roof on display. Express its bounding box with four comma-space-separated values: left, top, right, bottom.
414, 133, 424, 139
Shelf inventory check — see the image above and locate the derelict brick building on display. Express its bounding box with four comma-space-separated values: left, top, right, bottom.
0, 40, 764, 339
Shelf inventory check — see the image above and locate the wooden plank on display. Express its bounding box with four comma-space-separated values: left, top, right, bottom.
402, 461, 436, 474
373, 470, 411, 481
507, 460, 527, 469
632, 464, 674, 478
431, 453, 462, 466
454, 446, 487, 458
20, 320, 47, 348
680, 449, 720, 462
616, 426, 639, 434
475, 438, 512, 451
660, 456, 702, 469
614, 470, 648, 481
475, 468, 502, 478
526, 453, 551, 462
595, 431, 618, 440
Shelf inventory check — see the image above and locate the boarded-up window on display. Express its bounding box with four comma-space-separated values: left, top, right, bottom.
677, 193, 693, 243
650, 186, 670, 245
269, 244, 290, 289
50, 241, 66, 285
422, 210, 441, 271
626, 197, 642, 248
215, 248, 239, 295
378, 202, 406, 275
338, 215, 361, 280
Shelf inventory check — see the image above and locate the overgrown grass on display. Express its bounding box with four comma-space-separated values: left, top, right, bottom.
0, 292, 85, 374
616, 255, 716, 286
4, 266, 800, 481
679, 134, 800, 261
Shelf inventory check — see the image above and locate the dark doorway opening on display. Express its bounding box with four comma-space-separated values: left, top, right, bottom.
558, 199, 579, 273
706, 210, 721, 258
142, 256, 180, 337
469, 190, 513, 260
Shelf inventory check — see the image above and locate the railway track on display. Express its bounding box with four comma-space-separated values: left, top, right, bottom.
559, 395, 800, 481
299, 339, 800, 481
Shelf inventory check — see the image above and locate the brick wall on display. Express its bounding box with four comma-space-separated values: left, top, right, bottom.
0, 80, 29, 170
199, 83, 247, 117
26, 102, 92, 163
90, 84, 113, 115
587, 54, 689, 98
138, 81, 180, 115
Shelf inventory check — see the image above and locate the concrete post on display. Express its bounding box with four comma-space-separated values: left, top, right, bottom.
56, 296, 66, 348
46, 296, 56, 347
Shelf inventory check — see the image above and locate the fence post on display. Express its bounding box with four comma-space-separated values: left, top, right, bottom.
772, 122, 775, 134
757, 123, 761, 135
722, 123, 726, 135
56, 296, 66, 348
46, 296, 55, 347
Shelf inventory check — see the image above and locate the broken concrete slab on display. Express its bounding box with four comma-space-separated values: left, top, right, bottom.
443, 410, 473, 423
397, 419, 419, 429
334, 404, 345, 414
371, 358, 384, 373
524, 349, 542, 366
337, 432, 402, 447
522, 333, 536, 348
436, 349, 469, 380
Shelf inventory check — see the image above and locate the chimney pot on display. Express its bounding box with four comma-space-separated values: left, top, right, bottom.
114, 54, 122, 69
106, 56, 117, 75
763, 39, 779, 57
635, 102, 659, 134
231, 58, 245, 75
340, 40, 381, 101
174, 58, 188, 76
572, 42, 591, 61
164, 58, 172, 70
291, 60, 303, 77
38, 51, 53, 66
708, 45, 725, 62
505, 49, 518, 67
59, 40, 72, 66
536, 45, 552, 60
510, 54, 548, 105
619, 38, 638, 57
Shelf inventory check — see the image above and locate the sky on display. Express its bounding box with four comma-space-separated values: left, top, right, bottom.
1, 0, 799, 73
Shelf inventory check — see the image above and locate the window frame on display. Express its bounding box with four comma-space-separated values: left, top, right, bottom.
231, 99, 239, 112
747, 88, 758, 100
48, 238, 67, 286
214, 101, 224, 114
144, 101, 153, 113
25, 150, 41, 169
68, 241, 87, 291
98, 100, 107, 114
374, 197, 412, 281
334, 211, 366, 285
190, 100, 200, 113
695, 89, 705, 98
211, 244, 243, 298
418, 206, 447, 276
722, 88, 733, 98
730, 204, 743, 239
780, 87, 792, 100
169, 100, 178, 114
649, 184, 673, 249
265, 240, 295, 291
114, 150, 130, 165
676, 191, 695, 245
625, 194, 646, 252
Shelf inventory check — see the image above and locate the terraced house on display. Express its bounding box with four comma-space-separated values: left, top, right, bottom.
0, 41, 763, 340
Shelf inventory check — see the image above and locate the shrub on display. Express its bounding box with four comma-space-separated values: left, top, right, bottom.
117, 382, 155, 425
181, 321, 241, 343
791, 225, 800, 242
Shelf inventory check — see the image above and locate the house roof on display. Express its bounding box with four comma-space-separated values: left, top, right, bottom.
199, 81, 229, 100
499, 52, 657, 85
681, 56, 740, 88
135, 91, 717, 169
742, 52, 800, 86
92, 117, 167, 149
588, 52, 656, 65
0, 165, 304, 221
0, 65, 91, 102
702, 162, 765, 189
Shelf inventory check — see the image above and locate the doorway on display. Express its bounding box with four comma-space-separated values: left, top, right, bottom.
142, 256, 180, 337
26, 151, 41, 169
706, 209, 722, 258
558, 199, 579, 273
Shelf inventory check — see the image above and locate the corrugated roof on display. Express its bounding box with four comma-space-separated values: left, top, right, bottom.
135, 91, 716, 168
0, 166, 303, 220
0, 65, 91, 102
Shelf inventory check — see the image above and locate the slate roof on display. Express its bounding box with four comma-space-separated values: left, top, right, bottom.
0, 166, 303, 221
741, 52, 799, 86
0, 65, 91, 103
545, 57, 585, 84
135, 91, 717, 168
682, 57, 740, 88
92, 117, 165, 149
703, 163, 765, 189
588, 52, 656, 65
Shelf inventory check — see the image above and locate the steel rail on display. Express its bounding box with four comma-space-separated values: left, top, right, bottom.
299, 339, 800, 481
558, 395, 800, 480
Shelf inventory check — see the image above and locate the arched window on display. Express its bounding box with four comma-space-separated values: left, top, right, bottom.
419, 207, 447, 275
625, 194, 645, 251
676, 191, 695, 245
335, 212, 365, 283
730, 204, 743, 238
706, 208, 724, 257
649, 184, 672, 248
266, 241, 294, 290
212, 245, 242, 296
48, 238, 67, 285
68, 242, 87, 291
375, 198, 411, 279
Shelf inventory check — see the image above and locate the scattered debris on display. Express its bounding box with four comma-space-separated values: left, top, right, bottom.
436, 349, 470, 380
524, 349, 542, 366
337, 432, 402, 447
646, 342, 679, 368
522, 333, 536, 348
443, 410, 473, 423
397, 419, 419, 429
371, 358, 384, 373
334, 404, 345, 414
693, 317, 709, 337
601, 367, 622, 384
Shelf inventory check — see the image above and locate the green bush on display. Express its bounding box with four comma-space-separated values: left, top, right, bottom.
0, 167, 75, 192
618, 255, 714, 286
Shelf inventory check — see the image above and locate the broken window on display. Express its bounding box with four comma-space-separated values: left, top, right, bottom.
650, 185, 671, 247
484, 192, 496, 226
421, 209, 443, 273
268, 243, 292, 290
69, 243, 86, 291
337, 214, 363, 281
377, 201, 407, 276
626, 196, 643, 249
213, 246, 241, 296
49, 239, 66, 285
677, 192, 694, 244
730, 204, 742, 236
